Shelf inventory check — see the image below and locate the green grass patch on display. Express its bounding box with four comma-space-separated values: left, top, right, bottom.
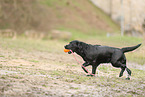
29, 60, 39, 63
39, 70, 47, 75
0, 55, 5, 57
91, 35, 142, 46
131, 69, 145, 78
126, 53, 145, 65
39, 0, 56, 6
57, 27, 107, 40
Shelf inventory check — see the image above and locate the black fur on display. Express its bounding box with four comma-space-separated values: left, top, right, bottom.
65, 40, 141, 79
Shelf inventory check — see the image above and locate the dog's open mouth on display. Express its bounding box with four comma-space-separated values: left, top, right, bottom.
64, 49, 72, 54
68, 51, 72, 54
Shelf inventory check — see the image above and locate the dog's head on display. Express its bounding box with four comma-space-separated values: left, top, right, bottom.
64, 40, 82, 54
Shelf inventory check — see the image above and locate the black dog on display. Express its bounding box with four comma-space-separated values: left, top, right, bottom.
65, 40, 141, 80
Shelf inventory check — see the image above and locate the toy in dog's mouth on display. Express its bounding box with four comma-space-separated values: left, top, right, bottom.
64, 49, 72, 54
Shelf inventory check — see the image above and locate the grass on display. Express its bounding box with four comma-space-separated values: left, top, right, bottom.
126, 53, 145, 65
29, 60, 39, 63
0, 37, 65, 53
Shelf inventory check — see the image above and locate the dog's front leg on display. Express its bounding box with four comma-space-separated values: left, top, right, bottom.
82, 62, 90, 73
85, 64, 98, 77
87, 65, 97, 77
92, 65, 97, 75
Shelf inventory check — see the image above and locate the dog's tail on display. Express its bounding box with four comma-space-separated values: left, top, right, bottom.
121, 43, 142, 53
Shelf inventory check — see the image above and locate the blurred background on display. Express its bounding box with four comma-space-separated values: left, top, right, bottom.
0, 0, 145, 39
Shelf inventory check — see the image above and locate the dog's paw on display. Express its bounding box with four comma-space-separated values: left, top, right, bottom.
119, 74, 123, 77
119, 72, 123, 77
125, 77, 130, 80
87, 74, 94, 77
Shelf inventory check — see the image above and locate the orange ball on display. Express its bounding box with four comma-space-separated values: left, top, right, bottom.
64, 49, 70, 53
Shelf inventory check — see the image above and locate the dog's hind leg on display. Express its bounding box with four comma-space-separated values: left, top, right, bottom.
119, 64, 131, 80
126, 68, 131, 76
119, 67, 125, 77
125, 68, 131, 80
111, 61, 127, 78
